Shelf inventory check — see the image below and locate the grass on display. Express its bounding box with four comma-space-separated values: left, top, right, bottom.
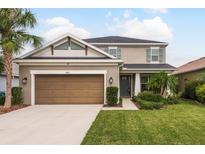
82, 99, 205, 145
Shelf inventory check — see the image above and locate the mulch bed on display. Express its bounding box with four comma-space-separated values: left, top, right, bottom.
0, 104, 30, 115
103, 102, 123, 108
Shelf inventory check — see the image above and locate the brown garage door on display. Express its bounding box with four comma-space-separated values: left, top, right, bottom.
35, 74, 104, 104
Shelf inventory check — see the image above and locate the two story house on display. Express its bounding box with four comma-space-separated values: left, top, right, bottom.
14, 33, 176, 105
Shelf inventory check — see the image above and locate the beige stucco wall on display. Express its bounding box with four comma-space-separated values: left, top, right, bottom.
96, 45, 166, 64
19, 65, 119, 104
176, 69, 205, 92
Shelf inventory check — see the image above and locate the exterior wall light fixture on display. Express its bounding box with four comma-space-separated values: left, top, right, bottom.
22, 77, 27, 84
109, 77, 113, 85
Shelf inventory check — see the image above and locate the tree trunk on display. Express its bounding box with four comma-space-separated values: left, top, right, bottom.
160, 86, 166, 96
3, 51, 12, 108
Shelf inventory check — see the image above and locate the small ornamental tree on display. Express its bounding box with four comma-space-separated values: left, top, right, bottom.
147, 71, 178, 96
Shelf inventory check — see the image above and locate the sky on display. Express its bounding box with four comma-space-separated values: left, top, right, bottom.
25, 8, 205, 67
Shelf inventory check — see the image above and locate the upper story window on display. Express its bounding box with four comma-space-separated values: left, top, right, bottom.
54, 42, 69, 50
147, 47, 164, 63
54, 41, 84, 50
105, 47, 121, 58
151, 47, 160, 62
70, 41, 84, 50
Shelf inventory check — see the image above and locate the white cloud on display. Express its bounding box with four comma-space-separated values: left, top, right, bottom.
144, 8, 168, 14
106, 16, 172, 41
123, 10, 131, 18
42, 17, 91, 41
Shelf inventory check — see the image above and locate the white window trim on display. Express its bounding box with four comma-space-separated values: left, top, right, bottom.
53, 49, 85, 52
150, 47, 160, 63
108, 46, 118, 50
108, 46, 119, 58
54, 40, 85, 51
30, 70, 107, 105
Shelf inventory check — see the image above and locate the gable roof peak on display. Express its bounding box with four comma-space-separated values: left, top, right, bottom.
19, 32, 116, 59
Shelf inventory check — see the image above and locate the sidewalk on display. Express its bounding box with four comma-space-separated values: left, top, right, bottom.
102, 98, 139, 110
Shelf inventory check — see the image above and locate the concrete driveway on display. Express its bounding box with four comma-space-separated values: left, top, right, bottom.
0, 105, 102, 145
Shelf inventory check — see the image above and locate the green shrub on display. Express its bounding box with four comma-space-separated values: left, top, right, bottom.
0, 96, 5, 105
0, 91, 5, 97
131, 95, 140, 102
182, 80, 204, 100
196, 84, 205, 104
12, 87, 23, 105
0, 92, 5, 105
106, 86, 118, 106
164, 96, 180, 105
139, 100, 164, 110
137, 91, 164, 102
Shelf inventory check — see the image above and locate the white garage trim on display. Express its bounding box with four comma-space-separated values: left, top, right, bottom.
30, 70, 107, 105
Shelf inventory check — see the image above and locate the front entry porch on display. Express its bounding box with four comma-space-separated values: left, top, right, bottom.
120, 75, 132, 97
120, 73, 141, 97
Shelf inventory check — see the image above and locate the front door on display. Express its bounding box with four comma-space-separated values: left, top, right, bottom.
120, 75, 131, 97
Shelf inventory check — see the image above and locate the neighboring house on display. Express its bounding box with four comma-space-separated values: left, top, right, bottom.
0, 51, 19, 92
173, 57, 205, 91
14, 33, 176, 105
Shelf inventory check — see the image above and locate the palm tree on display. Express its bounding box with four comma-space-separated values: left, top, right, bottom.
0, 9, 43, 108
147, 71, 178, 96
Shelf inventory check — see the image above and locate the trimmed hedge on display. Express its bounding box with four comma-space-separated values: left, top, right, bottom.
137, 91, 164, 102
106, 86, 118, 106
164, 96, 180, 105
131, 95, 139, 102
182, 80, 204, 100
12, 87, 23, 105
0, 92, 5, 105
139, 100, 164, 110
0, 96, 5, 105
132, 91, 181, 110
196, 84, 205, 104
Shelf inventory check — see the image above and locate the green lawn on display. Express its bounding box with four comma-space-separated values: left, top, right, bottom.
82, 100, 205, 145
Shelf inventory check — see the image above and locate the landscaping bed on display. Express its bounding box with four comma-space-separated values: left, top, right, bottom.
0, 104, 30, 115
82, 99, 205, 145
131, 91, 179, 110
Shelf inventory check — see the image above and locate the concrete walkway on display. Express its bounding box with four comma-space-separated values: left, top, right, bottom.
103, 98, 139, 110
0, 105, 102, 145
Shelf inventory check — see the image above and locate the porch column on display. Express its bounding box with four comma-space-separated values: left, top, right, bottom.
134, 73, 141, 95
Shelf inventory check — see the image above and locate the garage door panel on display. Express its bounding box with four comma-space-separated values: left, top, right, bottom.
36, 89, 104, 97
36, 83, 103, 90
35, 74, 104, 104
36, 97, 103, 104
37, 76, 103, 82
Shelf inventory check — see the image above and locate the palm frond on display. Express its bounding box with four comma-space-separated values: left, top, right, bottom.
12, 9, 37, 29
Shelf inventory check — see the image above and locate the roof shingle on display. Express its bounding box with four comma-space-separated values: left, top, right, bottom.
123, 63, 176, 70
173, 57, 205, 75
83, 36, 166, 44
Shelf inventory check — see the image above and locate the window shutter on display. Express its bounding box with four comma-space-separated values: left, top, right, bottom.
117, 48, 121, 59
159, 48, 164, 63
146, 48, 151, 62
